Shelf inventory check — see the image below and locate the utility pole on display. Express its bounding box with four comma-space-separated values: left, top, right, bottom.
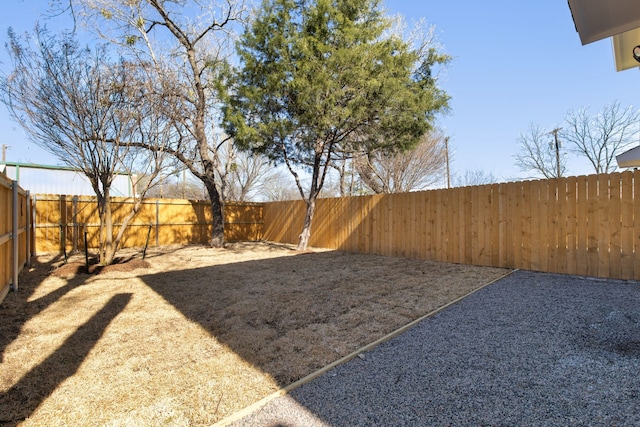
1, 144, 7, 163
444, 137, 451, 189
549, 128, 562, 178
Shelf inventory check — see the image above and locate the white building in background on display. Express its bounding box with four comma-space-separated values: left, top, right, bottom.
0, 162, 135, 196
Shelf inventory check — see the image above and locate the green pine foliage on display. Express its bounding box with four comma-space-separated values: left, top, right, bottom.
222, 0, 450, 248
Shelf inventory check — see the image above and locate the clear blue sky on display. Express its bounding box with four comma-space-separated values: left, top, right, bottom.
1, 0, 638, 182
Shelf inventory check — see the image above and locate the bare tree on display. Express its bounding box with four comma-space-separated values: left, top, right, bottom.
215, 137, 278, 202
144, 168, 206, 199
514, 123, 567, 179
0, 27, 170, 264
259, 168, 301, 202
453, 170, 499, 187
562, 101, 640, 174
69, 0, 246, 247
354, 131, 447, 193
329, 155, 370, 197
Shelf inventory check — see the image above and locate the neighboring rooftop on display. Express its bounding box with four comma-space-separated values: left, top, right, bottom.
0, 161, 134, 196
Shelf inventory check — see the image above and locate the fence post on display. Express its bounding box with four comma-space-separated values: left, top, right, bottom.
72, 195, 78, 252
26, 191, 31, 267
155, 199, 159, 247
11, 180, 18, 292
32, 196, 37, 257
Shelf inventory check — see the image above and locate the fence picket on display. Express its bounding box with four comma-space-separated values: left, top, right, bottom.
620, 172, 634, 279
609, 173, 622, 279
586, 175, 600, 277
565, 177, 578, 275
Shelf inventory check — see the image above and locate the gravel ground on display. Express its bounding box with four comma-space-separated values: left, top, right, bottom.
230, 270, 640, 426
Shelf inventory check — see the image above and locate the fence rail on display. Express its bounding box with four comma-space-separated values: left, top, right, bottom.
263, 171, 640, 281
1, 169, 31, 303
33, 196, 263, 254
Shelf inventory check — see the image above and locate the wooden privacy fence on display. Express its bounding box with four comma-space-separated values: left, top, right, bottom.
1, 169, 31, 303
33, 196, 263, 254
263, 171, 640, 281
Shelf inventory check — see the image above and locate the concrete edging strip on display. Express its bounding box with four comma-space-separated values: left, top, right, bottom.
213, 268, 518, 426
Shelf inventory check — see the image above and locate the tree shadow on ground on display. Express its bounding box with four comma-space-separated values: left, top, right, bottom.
0, 256, 91, 363
0, 255, 134, 425
0, 293, 132, 425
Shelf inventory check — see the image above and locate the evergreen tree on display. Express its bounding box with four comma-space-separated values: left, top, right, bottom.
223, 0, 450, 250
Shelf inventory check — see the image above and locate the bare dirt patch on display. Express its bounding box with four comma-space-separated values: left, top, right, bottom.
0, 242, 510, 426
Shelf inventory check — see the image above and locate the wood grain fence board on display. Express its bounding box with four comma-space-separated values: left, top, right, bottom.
349, 196, 360, 253
596, 174, 611, 277
456, 187, 466, 264
452, 188, 460, 263
484, 184, 493, 266
540, 179, 551, 271
587, 175, 599, 277
400, 193, 411, 258
634, 170, 640, 280
497, 183, 508, 268
620, 171, 634, 279
351, 197, 360, 252
521, 181, 533, 270
371, 194, 381, 255
469, 186, 479, 265
425, 192, 434, 260
385, 193, 393, 256
548, 179, 555, 271
1, 173, 12, 296
511, 181, 522, 269
479, 185, 490, 266
443, 188, 451, 263
336, 198, 345, 250
575, 176, 589, 276
462, 187, 472, 265
390, 194, 400, 257
488, 184, 497, 266
556, 178, 568, 274
529, 181, 542, 271
504, 181, 516, 269
404, 194, 413, 258
420, 192, 429, 260
373, 194, 383, 254
609, 173, 622, 279
493, 184, 501, 266
440, 189, 450, 263
565, 177, 578, 275
405, 194, 420, 259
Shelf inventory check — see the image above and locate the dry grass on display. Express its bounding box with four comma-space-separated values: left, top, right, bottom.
0, 242, 510, 426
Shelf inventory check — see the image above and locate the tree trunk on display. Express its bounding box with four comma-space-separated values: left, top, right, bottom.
297, 198, 315, 251
96, 188, 114, 265
204, 178, 225, 247
103, 197, 114, 264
